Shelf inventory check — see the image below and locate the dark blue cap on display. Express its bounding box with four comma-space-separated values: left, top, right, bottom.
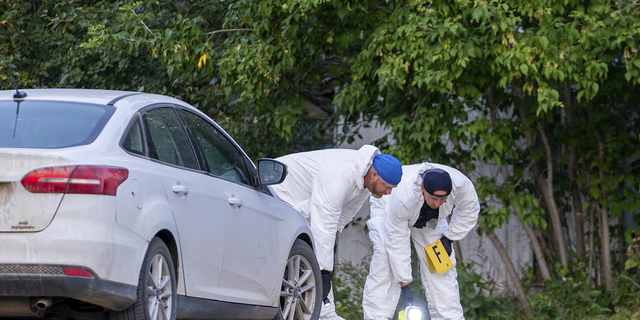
422, 169, 452, 197
373, 154, 402, 185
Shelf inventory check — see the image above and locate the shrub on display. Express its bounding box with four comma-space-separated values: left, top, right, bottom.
457, 261, 511, 319
333, 260, 368, 320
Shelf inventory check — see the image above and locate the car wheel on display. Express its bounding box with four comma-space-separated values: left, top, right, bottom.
276, 239, 321, 320
109, 237, 177, 320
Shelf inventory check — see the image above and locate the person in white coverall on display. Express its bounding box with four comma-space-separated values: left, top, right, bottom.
271, 145, 403, 320
362, 163, 480, 320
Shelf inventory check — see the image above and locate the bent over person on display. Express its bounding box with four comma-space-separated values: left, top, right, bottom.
362, 163, 480, 320
271, 145, 403, 320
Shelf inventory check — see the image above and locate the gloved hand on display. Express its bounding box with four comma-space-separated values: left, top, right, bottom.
440, 236, 453, 256
400, 285, 414, 309
321, 270, 331, 302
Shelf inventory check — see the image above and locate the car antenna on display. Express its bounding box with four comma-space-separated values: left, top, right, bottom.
3, 62, 26, 137
4, 63, 27, 100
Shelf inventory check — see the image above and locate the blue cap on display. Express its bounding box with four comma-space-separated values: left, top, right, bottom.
422, 169, 452, 197
373, 154, 403, 185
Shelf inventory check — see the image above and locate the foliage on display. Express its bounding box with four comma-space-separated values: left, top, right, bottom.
332, 261, 368, 320
529, 267, 610, 319
460, 260, 640, 320
321, 0, 640, 298
611, 273, 640, 317
4, 0, 640, 317
0, 0, 333, 159
457, 261, 510, 319
522, 262, 640, 320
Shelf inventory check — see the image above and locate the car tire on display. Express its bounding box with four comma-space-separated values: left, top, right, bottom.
275, 239, 322, 320
109, 237, 177, 320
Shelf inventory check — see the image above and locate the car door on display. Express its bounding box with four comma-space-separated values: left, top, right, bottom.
178, 109, 282, 306
141, 106, 228, 299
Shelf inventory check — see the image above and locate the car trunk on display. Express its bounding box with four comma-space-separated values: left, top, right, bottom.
0, 151, 68, 232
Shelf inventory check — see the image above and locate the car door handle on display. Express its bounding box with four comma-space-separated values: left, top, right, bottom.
228, 197, 242, 207
172, 185, 189, 195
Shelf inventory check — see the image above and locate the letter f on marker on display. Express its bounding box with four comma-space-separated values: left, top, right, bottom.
432, 246, 442, 263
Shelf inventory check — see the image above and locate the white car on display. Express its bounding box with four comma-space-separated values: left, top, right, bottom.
0, 89, 321, 320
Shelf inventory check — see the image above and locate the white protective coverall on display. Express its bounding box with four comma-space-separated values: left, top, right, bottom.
362, 163, 480, 320
271, 145, 381, 320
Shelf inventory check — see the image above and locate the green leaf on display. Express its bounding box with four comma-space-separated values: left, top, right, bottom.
590, 186, 600, 199
625, 259, 637, 270
472, 7, 484, 22
493, 154, 501, 165
539, 36, 549, 49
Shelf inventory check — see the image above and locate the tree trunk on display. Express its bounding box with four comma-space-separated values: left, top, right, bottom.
571, 188, 586, 257
498, 162, 551, 280
565, 86, 586, 257
515, 86, 569, 269
449, 121, 469, 264
588, 203, 596, 287
520, 219, 551, 280
488, 232, 535, 319
453, 242, 464, 262
598, 203, 612, 290
449, 135, 526, 298
478, 88, 537, 314
588, 106, 612, 291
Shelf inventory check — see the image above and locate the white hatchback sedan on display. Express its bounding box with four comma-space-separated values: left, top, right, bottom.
0, 89, 321, 320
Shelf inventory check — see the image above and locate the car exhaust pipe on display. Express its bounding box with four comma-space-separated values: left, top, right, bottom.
35, 298, 52, 310
0, 297, 38, 317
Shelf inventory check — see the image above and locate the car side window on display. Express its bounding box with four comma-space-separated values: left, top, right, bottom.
122, 116, 145, 156
179, 109, 251, 186
143, 107, 199, 170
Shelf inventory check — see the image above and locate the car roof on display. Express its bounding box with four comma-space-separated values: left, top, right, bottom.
0, 89, 181, 106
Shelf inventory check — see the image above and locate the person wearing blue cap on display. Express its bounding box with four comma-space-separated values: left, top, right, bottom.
271, 145, 402, 320
362, 163, 480, 320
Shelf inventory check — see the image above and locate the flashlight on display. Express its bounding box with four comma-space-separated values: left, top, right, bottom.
398, 305, 422, 320
406, 306, 422, 320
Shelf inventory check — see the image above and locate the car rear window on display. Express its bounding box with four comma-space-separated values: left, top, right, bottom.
0, 100, 115, 148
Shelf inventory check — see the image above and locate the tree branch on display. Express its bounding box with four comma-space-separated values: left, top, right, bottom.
205, 28, 254, 35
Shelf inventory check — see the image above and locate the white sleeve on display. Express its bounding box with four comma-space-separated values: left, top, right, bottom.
336, 193, 369, 232
369, 195, 386, 220
383, 191, 415, 284
309, 166, 352, 272
443, 176, 480, 241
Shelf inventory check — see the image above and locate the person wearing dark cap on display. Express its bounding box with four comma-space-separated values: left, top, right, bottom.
362, 163, 480, 320
271, 145, 403, 320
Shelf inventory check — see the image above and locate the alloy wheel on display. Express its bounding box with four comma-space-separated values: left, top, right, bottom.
147, 253, 173, 320
280, 254, 317, 320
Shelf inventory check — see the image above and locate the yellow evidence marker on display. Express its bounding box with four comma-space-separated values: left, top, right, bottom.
425, 239, 454, 275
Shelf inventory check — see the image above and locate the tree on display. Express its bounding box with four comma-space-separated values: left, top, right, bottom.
213, 0, 640, 312
4, 0, 640, 317
333, 0, 640, 296
0, 0, 332, 159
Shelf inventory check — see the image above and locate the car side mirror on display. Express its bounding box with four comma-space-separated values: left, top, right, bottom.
257, 159, 287, 185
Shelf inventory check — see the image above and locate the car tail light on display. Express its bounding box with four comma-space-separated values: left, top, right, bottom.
62, 267, 94, 277
21, 165, 129, 196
